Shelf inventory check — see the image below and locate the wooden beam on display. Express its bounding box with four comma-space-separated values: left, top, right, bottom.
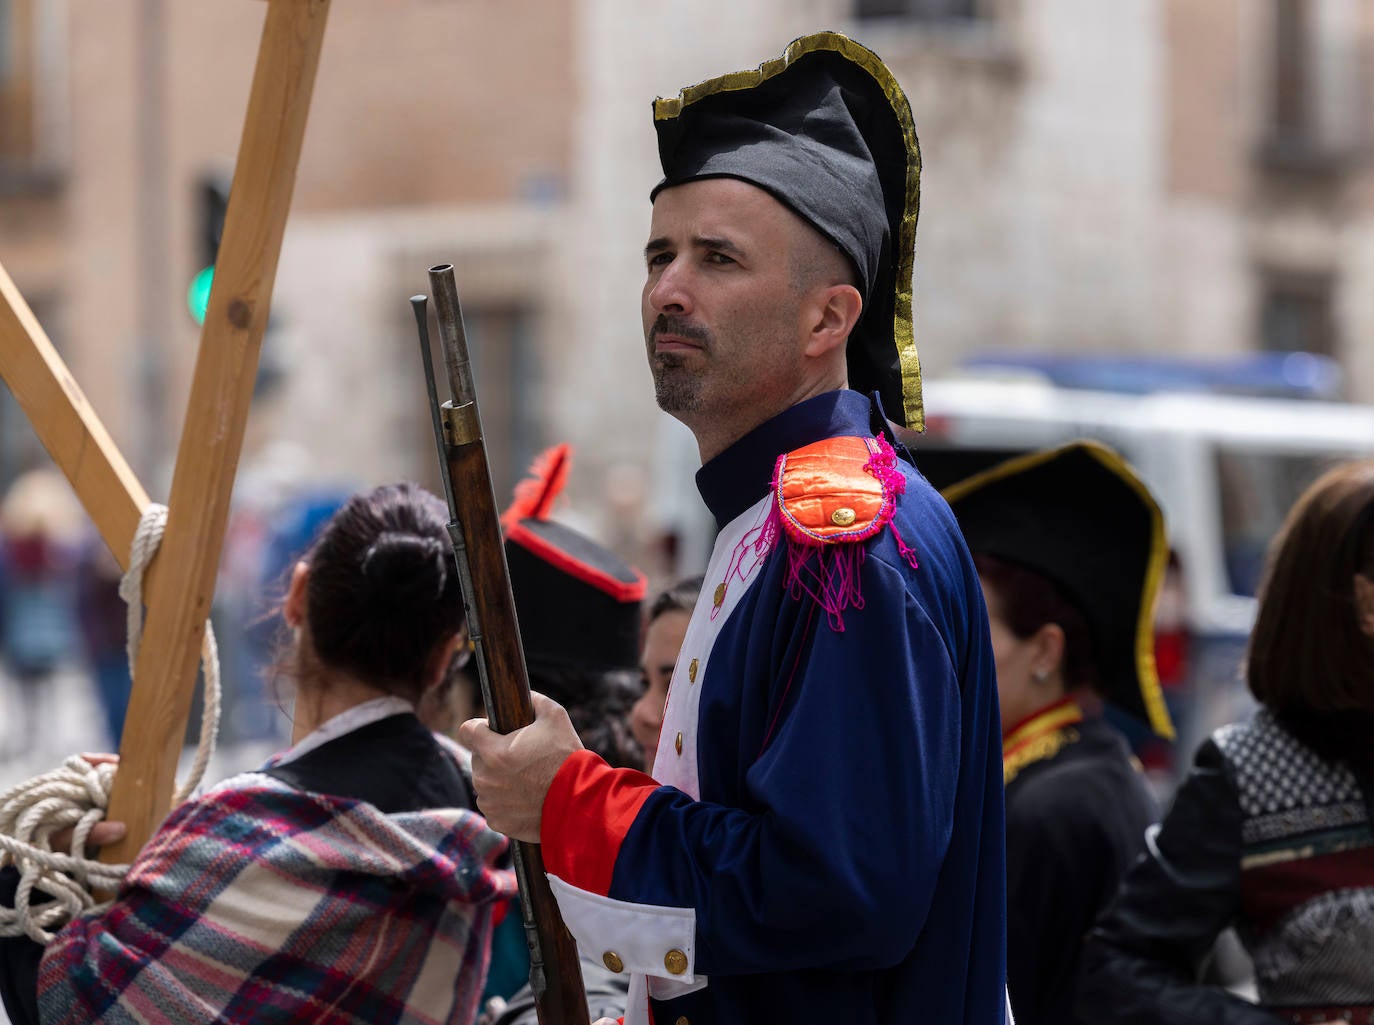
103, 0, 332, 863
0, 262, 154, 575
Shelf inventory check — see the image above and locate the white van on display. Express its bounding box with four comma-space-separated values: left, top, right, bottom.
911, 375, 1374, 765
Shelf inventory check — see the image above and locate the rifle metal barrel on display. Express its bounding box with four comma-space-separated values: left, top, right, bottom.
427, 264, 475, 407
409, 295, 458, 514
410, 264, 588, 1025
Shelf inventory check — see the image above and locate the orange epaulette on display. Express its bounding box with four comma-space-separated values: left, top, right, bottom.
757, 433, 920, 632
772, 435, 897, 546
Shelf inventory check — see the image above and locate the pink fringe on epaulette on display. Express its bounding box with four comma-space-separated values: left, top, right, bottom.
777, 531, 868, 632
717, 434, 919, 633
711, 508, 778, 624
863, 435, 921, 575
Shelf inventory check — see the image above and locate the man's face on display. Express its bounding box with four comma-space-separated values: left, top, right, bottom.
642, 178, 810, 426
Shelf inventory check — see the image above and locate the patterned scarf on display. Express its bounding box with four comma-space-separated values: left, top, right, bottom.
39, 773, 516, 1025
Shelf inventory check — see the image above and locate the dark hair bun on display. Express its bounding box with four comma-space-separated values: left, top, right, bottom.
361, 531, 448, 604
300, 483, 465, 699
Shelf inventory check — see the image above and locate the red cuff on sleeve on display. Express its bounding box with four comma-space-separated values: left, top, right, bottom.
541, 749, 660, 896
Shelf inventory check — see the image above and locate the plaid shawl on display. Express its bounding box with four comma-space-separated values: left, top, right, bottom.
38, 773, 516, 1025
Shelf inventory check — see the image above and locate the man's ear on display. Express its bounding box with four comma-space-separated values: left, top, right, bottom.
284, 561, 309, 629
1355, 573, 1374, 639
802, 284, 863, 359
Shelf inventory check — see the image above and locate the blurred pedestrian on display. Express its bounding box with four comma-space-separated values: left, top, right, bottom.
1077, 459, 1374, 1025
0, 482, 514, 1025
630, 575, 701, 775
944, 441, 1171, 1025
236, 483, 353, 744
0, 468, 82, 758
73, 537, 130, 747
214, 439, 354, 747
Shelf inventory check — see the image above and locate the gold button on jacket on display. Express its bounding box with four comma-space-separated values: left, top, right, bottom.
830, 506, 857, 527
602, 951, 624, 974
674, 732, 684, 756
664, 949, 689, 975
687, 657, 699, 683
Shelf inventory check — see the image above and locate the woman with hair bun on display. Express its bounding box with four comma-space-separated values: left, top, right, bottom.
0, 482, 515, 1025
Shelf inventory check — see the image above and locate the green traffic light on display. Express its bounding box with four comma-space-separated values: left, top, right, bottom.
187, 265, 215, 325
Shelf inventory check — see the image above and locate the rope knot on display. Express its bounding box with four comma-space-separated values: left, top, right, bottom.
0, 502, 221, 943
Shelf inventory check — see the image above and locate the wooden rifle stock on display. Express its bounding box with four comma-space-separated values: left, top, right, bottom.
411, 267, 591, 1025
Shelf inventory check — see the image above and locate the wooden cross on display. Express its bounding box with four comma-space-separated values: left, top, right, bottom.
0, 0, 331, 864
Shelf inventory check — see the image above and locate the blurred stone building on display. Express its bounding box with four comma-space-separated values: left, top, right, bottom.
2, 0, 575, 502
2, 0, 1373, 573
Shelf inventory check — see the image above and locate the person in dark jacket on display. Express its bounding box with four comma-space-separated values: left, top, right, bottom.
943, 441, 1174, 1025
1076, 459, 1374, 1025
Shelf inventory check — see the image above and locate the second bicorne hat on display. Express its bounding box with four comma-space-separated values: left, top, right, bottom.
651, 31, 924, 430
943, 441, 1175, 738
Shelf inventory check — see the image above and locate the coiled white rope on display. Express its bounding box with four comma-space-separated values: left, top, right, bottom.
120, 504, 221, 804
0, 503, 222, 943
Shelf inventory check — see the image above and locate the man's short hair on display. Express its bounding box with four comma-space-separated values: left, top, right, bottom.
789, 221, 860, 296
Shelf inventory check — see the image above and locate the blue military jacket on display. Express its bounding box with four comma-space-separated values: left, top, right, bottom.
541, 390, 1007, 1025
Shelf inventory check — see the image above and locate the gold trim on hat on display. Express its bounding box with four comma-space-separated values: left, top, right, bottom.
942, 441, 1175, 740
654, 31, 924, 430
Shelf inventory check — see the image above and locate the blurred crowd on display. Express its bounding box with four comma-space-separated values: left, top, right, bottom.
0, 467, 127, 762
0, 449, 356, 771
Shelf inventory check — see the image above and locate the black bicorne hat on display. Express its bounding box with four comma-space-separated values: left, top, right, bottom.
943, 442, 1175, 738
651, 31, 924, 430
502, 445, 648, 676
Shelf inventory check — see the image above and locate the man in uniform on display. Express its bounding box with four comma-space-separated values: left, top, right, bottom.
460, 33, 1007, 1025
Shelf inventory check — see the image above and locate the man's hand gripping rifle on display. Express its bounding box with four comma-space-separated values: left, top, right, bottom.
411, 266, 591, 1025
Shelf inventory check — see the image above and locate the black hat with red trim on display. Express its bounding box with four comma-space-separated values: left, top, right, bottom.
502, 445, 648, 675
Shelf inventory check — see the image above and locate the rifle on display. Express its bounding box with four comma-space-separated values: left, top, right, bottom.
411, 265, 591, 1025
